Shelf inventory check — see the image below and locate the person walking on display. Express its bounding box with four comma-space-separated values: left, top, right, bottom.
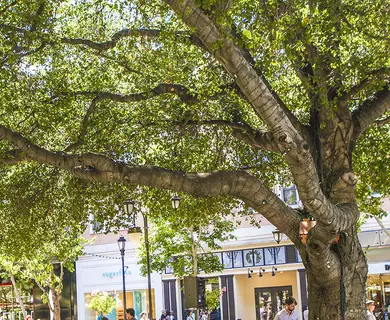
126, 308, 137, 320
159, 310, 167, 320
273, 297, 298, 320
366, 300, 376, 320
303, 307, 308, 320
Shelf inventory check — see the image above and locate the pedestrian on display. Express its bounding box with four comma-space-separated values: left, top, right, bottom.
140, 311, 148, 320
126, 308, 137, 320
366, 300, 376, 320
303, 307, 308, 320
273, 296, 298, 320
169, 310, 175, 320
186, 310, 193, 320
159, 309, 167, 320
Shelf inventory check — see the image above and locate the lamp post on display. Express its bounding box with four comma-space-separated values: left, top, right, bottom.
118, 236, 127, 320
144, 214, 153, 320
125, 195, 180, 320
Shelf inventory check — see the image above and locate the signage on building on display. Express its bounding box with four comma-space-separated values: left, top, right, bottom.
102, 269, 132, 278
385, 264, 390, 271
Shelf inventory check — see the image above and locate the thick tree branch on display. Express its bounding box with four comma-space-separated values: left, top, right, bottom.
338, 68, 389, 108
0, 124, 300, 242
53, 84, 198, 104
375, 115, 390, 126
165, 0, 344, 238
61, 28, 205, 51
166, 1, 305, 148
65, 96, 103, 152
352, 88, 390, 139
231, 129, 280, 153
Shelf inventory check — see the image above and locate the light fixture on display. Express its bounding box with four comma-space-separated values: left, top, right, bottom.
117, 236, 127, 316
259, 268, 265, 277
123, 199, 134, 215
272, 229, 283, 244
171, 195, 181, 209
272, 266, 277, 276
117, 235, 126, 255
248, 268, 253, 278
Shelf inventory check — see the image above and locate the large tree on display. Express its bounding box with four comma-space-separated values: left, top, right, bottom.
0, 1, 389, 319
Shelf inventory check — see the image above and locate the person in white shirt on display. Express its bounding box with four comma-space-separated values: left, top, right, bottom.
273, 297, 298, 320
366, 300, 376, 320
303, 307, 308, 320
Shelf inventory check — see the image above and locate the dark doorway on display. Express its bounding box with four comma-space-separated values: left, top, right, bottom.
254, 286, 292, 320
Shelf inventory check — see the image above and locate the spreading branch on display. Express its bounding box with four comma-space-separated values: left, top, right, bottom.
60, 28, 206, 51
374, 115, 390, 126
338, 68, 389, 107
165, 0, 342, 237
53, 84, 198, 104
0, 124, 300, 242
352, 88, 390, 139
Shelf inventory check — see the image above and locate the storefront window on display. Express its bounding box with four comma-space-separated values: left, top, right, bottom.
84, 289, 155, 320
0, 282, 33, 319
366, 274, 390, 319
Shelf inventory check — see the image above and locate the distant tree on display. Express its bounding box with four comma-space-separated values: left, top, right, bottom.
137, 194, 238, 278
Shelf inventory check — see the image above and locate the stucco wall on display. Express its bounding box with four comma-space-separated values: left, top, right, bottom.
234, 270, 301, 320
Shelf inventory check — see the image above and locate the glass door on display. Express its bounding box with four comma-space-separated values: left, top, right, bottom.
255, 286, 292, 320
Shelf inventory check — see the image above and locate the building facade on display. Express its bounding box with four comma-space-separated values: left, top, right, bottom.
76, 231, 163, 320
76, 190, 390, 320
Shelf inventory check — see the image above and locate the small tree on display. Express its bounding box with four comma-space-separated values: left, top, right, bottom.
136, 194, 239, 277
87, 290, 118, 317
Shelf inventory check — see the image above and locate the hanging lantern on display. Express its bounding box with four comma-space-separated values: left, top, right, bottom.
272, 229, 283, 244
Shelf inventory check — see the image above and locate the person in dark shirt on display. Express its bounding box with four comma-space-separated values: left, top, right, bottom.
126, 308, 137, 320
159, 309, 167, 320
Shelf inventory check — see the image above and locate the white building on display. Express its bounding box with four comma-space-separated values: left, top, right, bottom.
76, 192, 390, 320
76, 231, 163, 320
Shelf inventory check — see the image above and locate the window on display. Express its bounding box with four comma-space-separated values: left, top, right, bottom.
253, 249, 264, 266
89, 220, 106, 234
233, 251, 243, 268
165, 257, 175, 274
222, 252, 234, 268
282, 185, 299, 206
244, 249, 254, 267
265, 247, 286, 265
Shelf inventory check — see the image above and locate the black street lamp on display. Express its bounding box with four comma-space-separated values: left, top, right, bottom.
143, 214, 153, 320
124, 200, 154, 320
272, 229, 283, 244
118, 236, 127, 320
125, 196, 180, 320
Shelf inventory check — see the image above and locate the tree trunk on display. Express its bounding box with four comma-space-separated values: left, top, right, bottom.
10, 274, 26, 318
51, 288, 61, 320
303, 227, 368, 320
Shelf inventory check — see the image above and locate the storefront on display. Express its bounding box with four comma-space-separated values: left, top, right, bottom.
0, 279, 33, 320
76, 242, 163, 320
366, 263, 390, 320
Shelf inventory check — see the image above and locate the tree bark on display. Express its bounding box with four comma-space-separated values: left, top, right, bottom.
51, 288, 61, 320
300, 213, 368, 320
